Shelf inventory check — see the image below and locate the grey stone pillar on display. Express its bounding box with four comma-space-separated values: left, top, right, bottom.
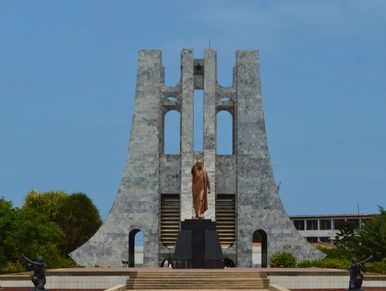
203, 49, 216, 220
70, 50, 162, 267
180, 49, 194, 220
235, 50, 263, 267
235, 50, 323, 267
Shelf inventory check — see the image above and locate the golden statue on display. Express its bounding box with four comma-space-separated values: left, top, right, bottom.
191, 160, 211, 219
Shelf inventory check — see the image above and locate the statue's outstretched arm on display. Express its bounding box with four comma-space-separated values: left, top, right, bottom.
22, 254, 34, 265
22, 254, 45, 268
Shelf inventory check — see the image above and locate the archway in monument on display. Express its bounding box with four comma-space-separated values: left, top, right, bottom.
252, 229, 267, 268
164, 110, 181, 154
128, 228, 143, 267
216, 110, 233, 155
223, 258, 236, 268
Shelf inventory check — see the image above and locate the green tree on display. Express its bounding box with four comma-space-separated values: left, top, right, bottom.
24, 190, 67, 221
23, 191, 102, 254
0, 198, 14, 266
332, 207, 386, 262
334, 220, 358, 253
3, 208, 64, 263
0, 198, 73, 272
57, 193, 102, 253
355, 207, 386, 261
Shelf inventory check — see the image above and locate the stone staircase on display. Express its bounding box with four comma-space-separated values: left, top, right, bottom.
160, 194, 180, 248
125, 269, 270, 290
216, 194, 236, 247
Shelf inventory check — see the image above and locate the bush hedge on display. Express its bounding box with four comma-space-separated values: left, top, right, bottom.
270, 251, 297, 267
270, 250, 386, 274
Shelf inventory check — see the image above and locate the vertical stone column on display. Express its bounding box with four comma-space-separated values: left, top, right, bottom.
235, 50, 261, 267
203, 49, 216, 220
70, 50, 162, 267
235, 50, 324, 267
180, 49, 194, 220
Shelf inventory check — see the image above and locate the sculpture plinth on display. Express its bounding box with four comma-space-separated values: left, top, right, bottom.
173, 220, 224, 269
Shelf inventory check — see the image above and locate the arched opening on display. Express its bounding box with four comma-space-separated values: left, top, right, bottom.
220, 96, 231, 102
167, 96, 177, 103
164, 110, 180, 154
252, 229, 267, 268
128, 228, 143, 267
163, 54, 180, 87
223, 258, 236, 268
216, 54, 233, 87
160, 258, 172, 268
216, 111, 233, 155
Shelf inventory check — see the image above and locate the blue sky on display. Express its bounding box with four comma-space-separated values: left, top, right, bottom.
1, 1, 385, 220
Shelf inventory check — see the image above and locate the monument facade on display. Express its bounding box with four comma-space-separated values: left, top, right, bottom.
70, 49, 324, 267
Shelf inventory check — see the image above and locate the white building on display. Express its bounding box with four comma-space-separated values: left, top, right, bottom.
289, 213, 374, 244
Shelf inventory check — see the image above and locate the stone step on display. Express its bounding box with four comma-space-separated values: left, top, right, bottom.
127, 285, 269, 289
128, 280, 268, 283
126, 270, 269, 290
125, 289, 272, 291
129, 278, 269, 283
128, 272, 267, 278
127, 284, 269, 289
127, 270, 264, 273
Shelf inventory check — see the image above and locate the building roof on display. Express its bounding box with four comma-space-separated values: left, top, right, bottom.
289, 213, 376, 219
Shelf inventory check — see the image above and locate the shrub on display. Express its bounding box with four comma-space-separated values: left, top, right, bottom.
0, 260, 24, 274
296, 259, 317, 268
365, 258, 386, 274
317, 246, 351, 259
270, 252, 297, 267
297, 257, 350, 270
315, 258, 350, 269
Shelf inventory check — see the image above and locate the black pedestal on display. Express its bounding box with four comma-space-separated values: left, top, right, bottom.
173, 219, 224, 269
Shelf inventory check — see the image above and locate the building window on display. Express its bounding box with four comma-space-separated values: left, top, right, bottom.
320, 219, 331, 230
293, 220, 305, 230
306, 237, 318, 243
306, 220, 318, 230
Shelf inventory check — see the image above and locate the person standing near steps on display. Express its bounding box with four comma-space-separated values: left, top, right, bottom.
191, 159, 211, 219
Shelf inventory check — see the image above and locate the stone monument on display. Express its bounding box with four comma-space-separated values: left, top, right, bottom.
70, 49, 324, 267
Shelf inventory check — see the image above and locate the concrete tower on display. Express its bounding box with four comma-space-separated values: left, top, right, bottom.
70, 49, 324, 267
